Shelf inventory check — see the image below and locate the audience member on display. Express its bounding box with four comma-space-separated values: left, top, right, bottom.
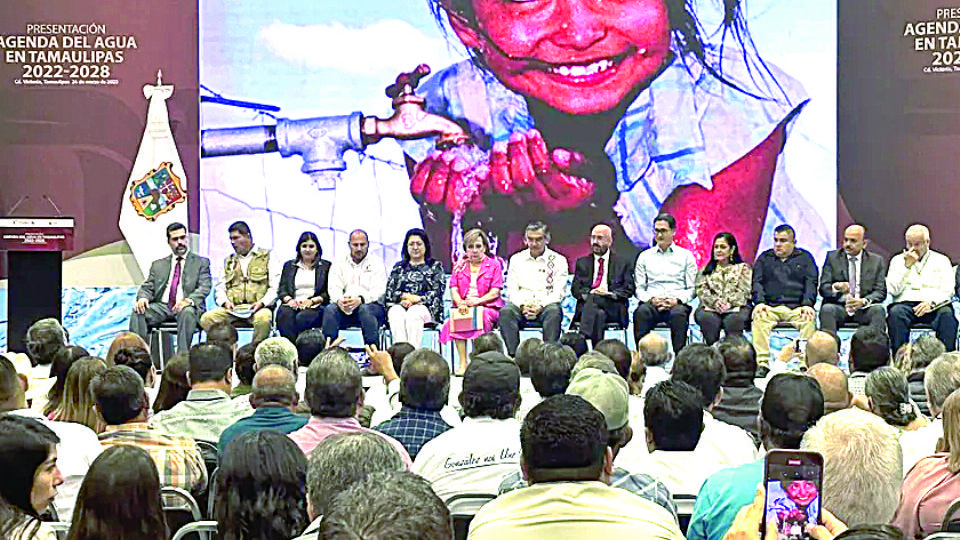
807, 363, 852, 415
805, 330, 841, 368
111, 347, 157, 405
472, 332, 506, 356
750, 224, 818, 365
65, 445, 167, 540
295, 329, 325, 368
296, 432, 407, 540
886, 224, 957, 352
321, 471, 452, 540
42, 345, 89, 416
152, 353, 190, 414
633, 213, 697, 354
104, 332, 149, 366
897, 335, 945, 416
522, 343, 576, 419
901, 352, 960, 472
387, 342, 416, 375
712, 335, 762, 441
818, 224, 888, 334
594, 339, 632, 381
287, 347, 411, 463
205, 321, 239, 358
375, 349, 452, 459
322, 229, 387, 348
802, 408, 902, 525
848, 325, 891, 396
865, 366, 927, 432
559, 331, 588, 358
92, 365, 205, 492
694, 232, 753, 345
688, 373, 824, 540
0, 415, 61, 540
384, 228, 445, 349
500, 222, 569, 356
152, 343, 253, 443
231, 342, 257, 397
573, 351, 619, 376
572, 224, 636, 347
219, 365, 307, 451
201, 221, 281, 343
893, 388, 960, 538
637, 333, 672, 396
216, 430, 308, 540
513, 337, 543, 380
49, 357, 107, 433
276, 231, 331, 344
413, 351, 521, 500
254, 337, 299, 376
1, 356, 101, 520
469, 395, 683, 539
24, 318, 67, 377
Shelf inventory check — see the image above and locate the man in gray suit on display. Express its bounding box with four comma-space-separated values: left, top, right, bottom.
130, 222, 212, 353
818, 224, 887, 333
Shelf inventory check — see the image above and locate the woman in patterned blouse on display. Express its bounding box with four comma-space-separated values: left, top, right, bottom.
385, 229, 446, 348
694, 232, 753, 345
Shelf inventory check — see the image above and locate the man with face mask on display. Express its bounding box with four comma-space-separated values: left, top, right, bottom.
130, 222, 212, 353
572, 224, 636, 347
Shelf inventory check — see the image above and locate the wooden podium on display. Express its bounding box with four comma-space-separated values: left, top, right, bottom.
0, 218, 74, 352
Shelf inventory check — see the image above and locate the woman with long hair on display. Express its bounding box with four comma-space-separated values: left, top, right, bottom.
41, 346, 89, 416
152, 353, 190, 414
694, 232, 752, 345
49, 357, 107, 433
385, 228, 446, 348
66, 446, 167, 540
865, 366, 927, 433
276, 231, 331, 344
0, 415, 62, 540
216, 430, 308, 540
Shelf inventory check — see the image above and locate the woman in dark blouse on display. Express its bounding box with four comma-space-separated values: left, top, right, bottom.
277, 231, 331, 344
385, 228, 446, 348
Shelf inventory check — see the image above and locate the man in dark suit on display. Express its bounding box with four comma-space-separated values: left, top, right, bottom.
130, 222, 212, 353
572, 224, 636, 347
818, 224, 887, 333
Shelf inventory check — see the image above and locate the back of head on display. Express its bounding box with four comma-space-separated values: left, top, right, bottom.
807, 364, 851, 415
0, 356, 23, 412
59, 357, 107, 431
594, 339, 632, 380
305, 347, 361, 418
644, 380, 704, 451
295, 329, 326, 368
105, 332, 148, 366
307, 432, 406, 518
559, 331, 588, 358
672, 343, 725, 409
865, 366, 916, 427
0, 415, 59, 518
637, 333, 671, 367
25, 318, 66, 366
849, 326, 890, 373
91, 365, 146, 425
805, 331, 840, 368
566, 368, 630, 437
255, 337, 299, 379
188, 343, 233, 384
716, 335, 757, 383
941, 389, 960, 474
460, 352, 521, 419
67, 445, 166, 540
217, 430, 308, 540
833, 525, 905, 540
387, 342, 416, 375
910, 335, 946, 373
760, 373, 825, 449
234, 343, 257, 387
472, 332, 505, 356
206, 322, 239, 352
251, 366, 298, 408
925, 352, 960, 414
531, 343, 577, 398
320, 470, 452, 540
514, 337, 544, 376
800, 408, 902, 525
572, 351, 618, 377
153, 353, 190, 414
48, 346, 90, 408
399, 349, 450, 411
111, 347, 153, 382
521, 394, 608, 481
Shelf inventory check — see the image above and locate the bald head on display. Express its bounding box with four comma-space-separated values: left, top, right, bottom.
637, 333, 670, 367
250, 365, 298, 408
805, 331, 839, 368
590, 224, 613, 256
842, 225, 866, 257
807, 364, 850, 414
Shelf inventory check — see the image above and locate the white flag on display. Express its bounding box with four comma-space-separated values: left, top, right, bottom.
119, 69, 190, 278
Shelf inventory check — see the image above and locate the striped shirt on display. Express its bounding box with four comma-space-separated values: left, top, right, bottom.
100, 422, 207, 492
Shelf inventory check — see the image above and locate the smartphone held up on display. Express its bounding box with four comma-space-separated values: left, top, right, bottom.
763, 450, 824, 540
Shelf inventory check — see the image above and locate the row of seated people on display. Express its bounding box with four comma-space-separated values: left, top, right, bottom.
5, 313, 960, 539
129, 216, 960, 377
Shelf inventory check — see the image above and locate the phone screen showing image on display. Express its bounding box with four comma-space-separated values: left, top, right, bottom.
347, 348, 370, 368
764, 451, 823, 540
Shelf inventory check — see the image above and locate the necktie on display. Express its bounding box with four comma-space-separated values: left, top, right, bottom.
848, 256, 858, 298
168, 257, 182, 309
591, 257, 605, 289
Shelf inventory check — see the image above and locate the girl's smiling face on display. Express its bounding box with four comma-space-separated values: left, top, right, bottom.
450, 0, 672, 115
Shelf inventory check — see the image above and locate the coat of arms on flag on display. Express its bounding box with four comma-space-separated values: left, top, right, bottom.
128, 162, 186, 221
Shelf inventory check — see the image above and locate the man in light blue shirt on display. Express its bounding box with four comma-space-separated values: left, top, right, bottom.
687, 373, 824, 540
633, 213, 697, 352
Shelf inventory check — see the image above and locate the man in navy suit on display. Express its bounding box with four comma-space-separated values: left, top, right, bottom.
130, 222, 212, 353
818, 224, 887, 333
572, 224, 636, 347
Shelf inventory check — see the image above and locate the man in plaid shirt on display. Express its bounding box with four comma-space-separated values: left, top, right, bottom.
375, 349, 452, 459
92, 365, 206, 492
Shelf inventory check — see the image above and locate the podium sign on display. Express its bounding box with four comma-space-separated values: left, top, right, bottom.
0, 217, 74, 353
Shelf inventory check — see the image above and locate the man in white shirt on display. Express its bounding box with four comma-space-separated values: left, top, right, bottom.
200, 221, 281, 343
322, 229, 387, 346
901, 352, 960, 473
633, 213, 697, 353
412, 351, 522, 500
886, 224, 958, 352
500, 222, 569, 356
638, 333, 672, 397
1, 354, 102, 519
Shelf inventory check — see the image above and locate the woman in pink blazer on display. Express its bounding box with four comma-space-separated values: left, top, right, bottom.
440, 228, 504, 374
